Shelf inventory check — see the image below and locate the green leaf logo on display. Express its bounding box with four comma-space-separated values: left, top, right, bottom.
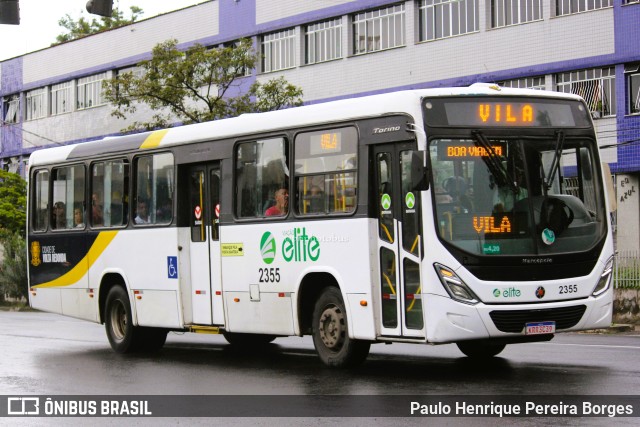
381, 193, 391, 210
405, 192, 415, 209
260, 232, 276, 264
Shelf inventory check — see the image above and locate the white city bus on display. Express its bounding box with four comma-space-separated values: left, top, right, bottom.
27, 85, 614, 367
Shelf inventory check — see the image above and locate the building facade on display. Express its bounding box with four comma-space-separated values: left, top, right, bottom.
1, 0, 639, 251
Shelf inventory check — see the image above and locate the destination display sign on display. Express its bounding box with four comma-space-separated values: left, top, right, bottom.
424, 97, 591, 128
437, 140, 507, 160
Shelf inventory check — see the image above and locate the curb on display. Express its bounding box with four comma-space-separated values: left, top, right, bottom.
580, 324, 637, 334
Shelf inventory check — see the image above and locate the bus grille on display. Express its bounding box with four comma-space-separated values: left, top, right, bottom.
489, 305, 587, 333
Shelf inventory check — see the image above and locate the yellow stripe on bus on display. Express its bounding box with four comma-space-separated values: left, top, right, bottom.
33, 231, 119, 288
140, 129, 169, 149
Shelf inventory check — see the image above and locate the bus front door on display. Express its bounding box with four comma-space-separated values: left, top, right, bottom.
188, 163, 224, 325
373, 143, 425, 338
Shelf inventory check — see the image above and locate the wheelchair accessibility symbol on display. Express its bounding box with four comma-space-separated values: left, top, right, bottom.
167, 256, 178, 279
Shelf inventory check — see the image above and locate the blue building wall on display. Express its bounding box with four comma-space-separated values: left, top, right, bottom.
614, 0, 640, 174
0, 57, 23, 160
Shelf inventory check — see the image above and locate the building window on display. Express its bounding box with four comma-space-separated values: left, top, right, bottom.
418, 0, 479, 41
353, 4, 405, 55
223, 40, 252, 77
262, 29, 296, 73
3, 95, 19, 124
26, 88, 47, 121
498, 76, 546, 90
556, 67, 616, 118
556, 0, 612, 16
627, 63, 640, 115
51, 81, 72, 116
305, 18, 342, 64
491, 0, 542, 28
235, 137, 289, 218
77, 72, 107, 110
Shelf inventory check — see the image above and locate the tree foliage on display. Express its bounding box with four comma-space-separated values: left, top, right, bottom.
0, 170, 26, 237
0, 232, 27, 301
54, 6, 144, 45
103, 38, 304, 132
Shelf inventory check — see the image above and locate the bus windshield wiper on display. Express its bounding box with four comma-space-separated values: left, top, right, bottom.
544, 130, 565, 192
472, 130, 517, 193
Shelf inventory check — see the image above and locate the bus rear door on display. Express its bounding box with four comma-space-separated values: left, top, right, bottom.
372, 142, 425, 338
188, 162, 223, 325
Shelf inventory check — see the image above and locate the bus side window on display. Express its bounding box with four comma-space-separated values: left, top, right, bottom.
235, 138, 288, 218
51, 165, 85, 230
91, 160, 128, 228
134, 153, 174, 225
32, 170, 49, 232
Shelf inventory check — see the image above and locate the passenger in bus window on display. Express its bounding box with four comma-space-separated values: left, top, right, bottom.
110, 191, 124, 226
308, 185, 325, 213
74, 207, 85, 228
265, 188, 288, 216
53, 202, 66, 229
92, 193, 103, 226
135, 200, 150, 224
157, 199, 172, 222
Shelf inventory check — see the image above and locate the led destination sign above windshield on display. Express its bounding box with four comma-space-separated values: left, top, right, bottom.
424, 98, 590, 128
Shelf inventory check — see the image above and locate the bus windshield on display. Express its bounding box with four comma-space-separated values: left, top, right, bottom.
429, 135, 607, 256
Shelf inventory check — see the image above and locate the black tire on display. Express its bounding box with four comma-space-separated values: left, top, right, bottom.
222, 332, 276, 346
104, 286, 167, 353
312, 287, 370, 368
456, 341, 506, 358
104, 285, 139, 353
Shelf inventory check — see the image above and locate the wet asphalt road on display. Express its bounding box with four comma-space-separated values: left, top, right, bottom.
1, 310, 639, 426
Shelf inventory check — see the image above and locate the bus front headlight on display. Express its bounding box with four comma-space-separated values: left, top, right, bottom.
434, 263, 479, 305
592, 256, 614, 297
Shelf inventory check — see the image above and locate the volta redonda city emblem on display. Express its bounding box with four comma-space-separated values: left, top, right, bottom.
30, 241, 42, 267
260, 228, 321, 264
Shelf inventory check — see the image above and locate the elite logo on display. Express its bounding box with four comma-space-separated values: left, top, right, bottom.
260, 232, 277, 264
492, 287, 521, 298
260, 228, 321, 264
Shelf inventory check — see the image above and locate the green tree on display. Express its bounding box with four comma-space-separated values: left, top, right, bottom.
54, 6, 144, 45
0, 232, 27, 301
103, 38, 303, 132
0, 170, 27, 237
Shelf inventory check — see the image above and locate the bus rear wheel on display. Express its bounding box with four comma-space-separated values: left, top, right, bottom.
312, 287, 370, 368
456, 341, 506, 358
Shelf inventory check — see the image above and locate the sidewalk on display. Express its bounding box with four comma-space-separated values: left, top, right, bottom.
581, 324, 639, 334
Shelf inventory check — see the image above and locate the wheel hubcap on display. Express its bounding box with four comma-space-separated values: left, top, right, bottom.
110, 300, 127, 341
319, 305, 345, 350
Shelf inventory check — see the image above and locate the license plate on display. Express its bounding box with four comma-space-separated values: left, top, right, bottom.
525, 321, 556, 335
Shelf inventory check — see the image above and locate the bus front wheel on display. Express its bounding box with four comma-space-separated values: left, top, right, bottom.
456, 341, 506, 358
312, 287, 370, 368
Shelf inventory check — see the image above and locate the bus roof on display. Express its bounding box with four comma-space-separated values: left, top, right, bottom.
28, 86, 583, 168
